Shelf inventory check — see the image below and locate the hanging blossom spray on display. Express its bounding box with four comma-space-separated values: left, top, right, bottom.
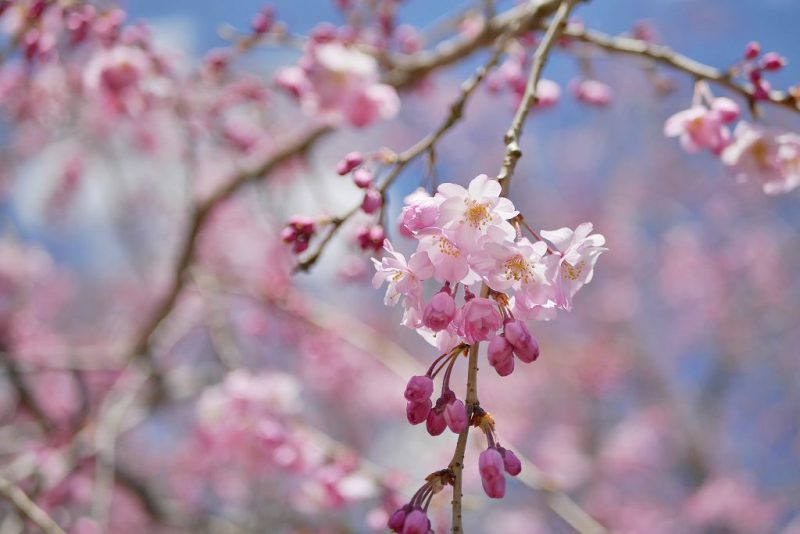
372, 174, 606, 530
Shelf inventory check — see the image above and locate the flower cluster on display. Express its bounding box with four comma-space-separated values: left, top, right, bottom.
664, 68, 800, 194
276, 31, 400, 127
374, 174, 606, 343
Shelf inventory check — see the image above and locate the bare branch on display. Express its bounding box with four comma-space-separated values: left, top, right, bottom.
562, 25, 800, 114
0, 475, 67, 534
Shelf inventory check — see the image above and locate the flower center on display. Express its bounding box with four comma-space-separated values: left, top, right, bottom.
463, 199, 491, 228
437, 236, 461, 257
562, 260, 585, 281
504, 254, 533, 284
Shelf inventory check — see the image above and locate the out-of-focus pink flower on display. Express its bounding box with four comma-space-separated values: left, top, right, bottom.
570, 78, 613, 107
275, 41, 400, 127
664, 101, 735, 155
455, 297, 502, 344
721, 121, 800, 194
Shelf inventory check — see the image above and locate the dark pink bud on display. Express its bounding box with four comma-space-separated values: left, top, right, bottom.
388, 505, 410, 532
310, 22, 337, 43
280, 226, 296, 243
504, 320, 539, 363
352, 168, 373, 188
422, 291, 456, 332
500, 448, 522, 476
426, 409, 447, 436
753, 78, 771, 101
336, 151, 363, 175
711, 97, 740, 124
402, 509, 429, 534
444, 398, 467, 434
487, 335, 515, 376
406, 399, 431, 425
744, 41, 760, 60
251, 7, 274, 34
361, 188, 382, 214
357, 225, 385, 252
760, 52, 786, 71
404, 375, 433, 403
479, 448, 506, 499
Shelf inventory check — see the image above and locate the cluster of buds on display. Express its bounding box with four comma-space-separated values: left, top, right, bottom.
473, 409, 522, 499
388, 469, 453, 533
741, 41, 786, 101
281, 216, 317, 254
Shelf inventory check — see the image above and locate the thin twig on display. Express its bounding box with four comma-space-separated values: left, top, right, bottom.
498, 0, 579, 185
562, 25, 799, 114
0, 475, 67, 534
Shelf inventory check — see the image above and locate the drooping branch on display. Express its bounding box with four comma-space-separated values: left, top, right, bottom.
126, 125, 331, 398
561, 25, 800, 114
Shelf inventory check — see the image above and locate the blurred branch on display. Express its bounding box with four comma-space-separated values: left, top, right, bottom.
561, 25, 800, 114
0, 475, 67, 534
236, 284, 607, 534
125, 125, 331, 400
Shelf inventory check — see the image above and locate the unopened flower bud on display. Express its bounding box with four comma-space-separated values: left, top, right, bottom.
336, 151, 363, 175
361, 188, 382, 214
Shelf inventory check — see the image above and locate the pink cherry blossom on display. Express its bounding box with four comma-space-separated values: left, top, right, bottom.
570, 78, 613, 107
401, 509, 430, 534
416, 232, 473, 284
422, 289, 456, 332
436, 174, 517, 252
664, 104, 732, 155
399, 188, 441, 236
500, 448, 522, 476
455, 297, 503, 344
372, 240, 433, 309
721, 121, 800, 194
540, 223, 607, 311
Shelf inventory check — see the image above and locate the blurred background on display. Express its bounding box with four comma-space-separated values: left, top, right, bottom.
1, 0, 799, 533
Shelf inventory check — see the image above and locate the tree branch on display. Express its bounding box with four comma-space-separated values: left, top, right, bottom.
562, 24, 800, 114
0, 475, 67, 534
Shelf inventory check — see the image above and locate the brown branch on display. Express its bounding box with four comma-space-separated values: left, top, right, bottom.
385, 0, 563, 89
126, 125, 331, 398
562, 25, 800, 114
498, 0, 578, 185
0, 475, 67, 534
